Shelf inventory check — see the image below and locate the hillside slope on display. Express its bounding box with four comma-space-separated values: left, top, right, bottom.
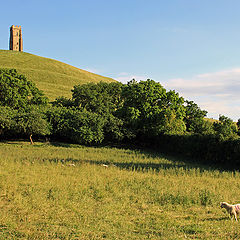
0, 50, 115, 100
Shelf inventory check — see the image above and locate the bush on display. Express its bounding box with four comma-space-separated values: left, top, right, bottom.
47, 107, 105, 145
153, 134, 240, 168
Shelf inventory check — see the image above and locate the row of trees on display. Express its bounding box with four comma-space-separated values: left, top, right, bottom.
0, 68, 239, 144
1, 68, 240, 166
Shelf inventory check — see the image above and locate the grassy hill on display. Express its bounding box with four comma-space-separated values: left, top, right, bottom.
0, 50, 115, 101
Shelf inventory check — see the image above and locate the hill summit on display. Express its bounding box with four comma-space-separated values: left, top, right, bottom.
0, 50, 115, 100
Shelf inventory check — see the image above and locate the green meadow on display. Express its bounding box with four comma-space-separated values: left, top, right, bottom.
0, 50, 115, 101
0, 142, 240, 239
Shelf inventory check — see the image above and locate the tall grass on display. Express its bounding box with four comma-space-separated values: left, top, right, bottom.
0, 141, 239, 239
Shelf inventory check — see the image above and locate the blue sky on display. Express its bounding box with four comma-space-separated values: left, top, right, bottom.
1, 0, 240, 120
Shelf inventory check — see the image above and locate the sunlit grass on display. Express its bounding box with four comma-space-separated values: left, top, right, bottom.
0, 141, 239, 239
0, 50, 115, 100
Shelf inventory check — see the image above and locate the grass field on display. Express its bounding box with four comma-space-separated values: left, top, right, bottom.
0, 50, 115, 101
0, 142, 240, 239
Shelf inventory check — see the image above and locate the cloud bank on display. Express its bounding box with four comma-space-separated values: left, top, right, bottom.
164, 68, 240, 121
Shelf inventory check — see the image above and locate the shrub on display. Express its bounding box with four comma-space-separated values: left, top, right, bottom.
47, 107, 105, 145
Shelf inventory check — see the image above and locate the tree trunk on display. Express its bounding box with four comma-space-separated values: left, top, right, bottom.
30, 134, 34, 144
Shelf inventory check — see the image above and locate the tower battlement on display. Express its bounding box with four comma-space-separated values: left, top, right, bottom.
9, 25, 23, 51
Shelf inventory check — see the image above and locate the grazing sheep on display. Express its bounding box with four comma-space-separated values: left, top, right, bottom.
220, 202, 240, 221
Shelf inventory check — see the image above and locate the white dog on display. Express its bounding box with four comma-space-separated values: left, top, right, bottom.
220, 202, 240, 221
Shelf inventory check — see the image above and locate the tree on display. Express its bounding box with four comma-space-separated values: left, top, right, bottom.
237, 119, 240, 136
14, 107, 51, 144
72, 81, 123, 114
0, 106, 17, 137
102, 114, 124, 142
184, 100, 211, 134
213, 115, 238, 141
71, 82, 125, 143
52, 96, 73, 108
118, 79, 186, 137
0, 68, 48, 109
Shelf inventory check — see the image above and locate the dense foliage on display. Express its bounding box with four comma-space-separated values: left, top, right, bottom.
1, 68, 240, 166
72, 82, 123, 114
47, 107, 105, 144
0, 69, 48, 109
118, 79, 186, 137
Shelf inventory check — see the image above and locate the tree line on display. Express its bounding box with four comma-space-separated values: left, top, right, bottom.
1, 68, 240, 166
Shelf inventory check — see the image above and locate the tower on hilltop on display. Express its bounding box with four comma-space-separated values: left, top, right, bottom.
9, 25, 23, 51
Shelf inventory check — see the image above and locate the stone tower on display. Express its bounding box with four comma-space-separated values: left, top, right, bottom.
9, 25, 23, 51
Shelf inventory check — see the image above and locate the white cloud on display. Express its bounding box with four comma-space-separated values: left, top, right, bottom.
164, 68, 240, 121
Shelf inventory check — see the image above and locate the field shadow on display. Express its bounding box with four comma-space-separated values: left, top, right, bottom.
87, 160, 200, 172
13, 140, 233, 173
1, 139, 239, 172
39, 141, 228, 173
97, 143, 230, 172
49, 142, 81, 148
204, 216, 229, 221
46, 156, 217, 174
81, 146, 226, 173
